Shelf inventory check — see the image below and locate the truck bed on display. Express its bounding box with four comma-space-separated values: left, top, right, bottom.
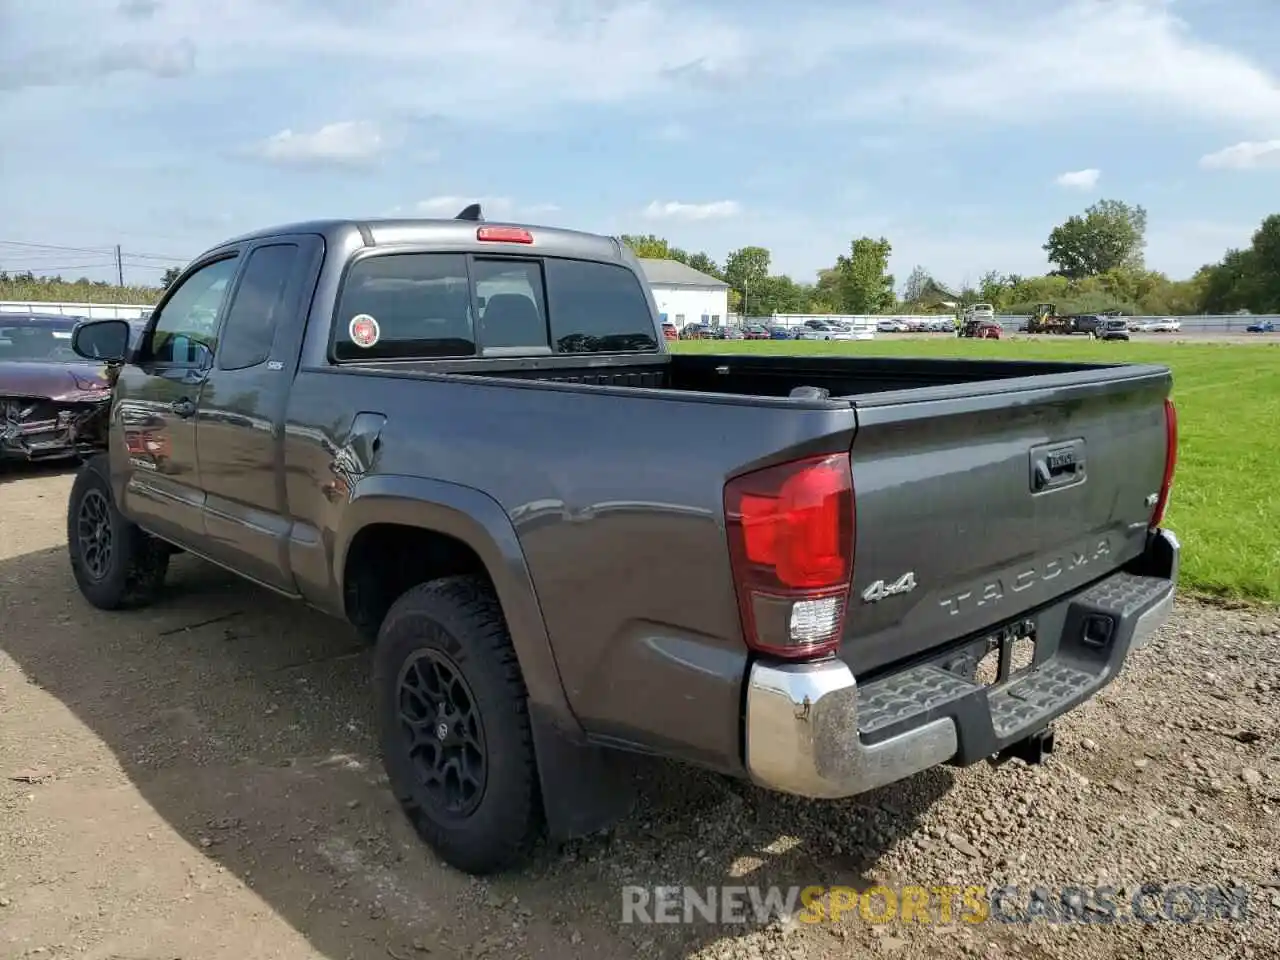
326, 350, 1171, 682
356, 351, 1146, 404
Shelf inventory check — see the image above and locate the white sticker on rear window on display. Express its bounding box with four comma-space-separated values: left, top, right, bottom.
349, 314, 380, 348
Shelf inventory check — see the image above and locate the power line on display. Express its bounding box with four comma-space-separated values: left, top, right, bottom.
126, 250, 193, 263
1, 264, 122, 272
0, 239, 114, 256
0, 238, 193, 286
0, 239, 193, 263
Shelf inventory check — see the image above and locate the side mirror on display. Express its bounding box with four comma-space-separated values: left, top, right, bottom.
72, 318, 132, 363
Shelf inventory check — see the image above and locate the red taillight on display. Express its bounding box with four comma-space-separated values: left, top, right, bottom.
1150, 398, 1178, 528
476, 225, 533, 244
724, 453, 854, 660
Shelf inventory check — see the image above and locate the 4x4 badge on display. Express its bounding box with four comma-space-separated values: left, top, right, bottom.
861, 572, 917, 603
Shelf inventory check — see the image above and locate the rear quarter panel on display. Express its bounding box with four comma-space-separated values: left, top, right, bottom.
283, 368, 857, 772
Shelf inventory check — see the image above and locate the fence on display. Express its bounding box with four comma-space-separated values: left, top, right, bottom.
994, 314, 1277, 332
0, 301, 153, 321
731, 311, 1279, 331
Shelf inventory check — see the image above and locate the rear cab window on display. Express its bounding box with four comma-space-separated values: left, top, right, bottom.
332, 252, 658, 361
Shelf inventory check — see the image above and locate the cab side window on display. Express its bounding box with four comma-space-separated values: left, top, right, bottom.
146, 257, 240, 366
217, 244, 300, 370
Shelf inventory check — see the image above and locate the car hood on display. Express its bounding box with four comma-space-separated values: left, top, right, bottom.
0, 361, 111, 401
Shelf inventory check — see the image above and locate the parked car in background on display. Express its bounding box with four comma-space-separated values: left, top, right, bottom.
1149, 320, 1182, 333
721, 326, 744, 340
963, 303, 995, 322
0, 313, 145, 462
1246, 320, 1276, 333
768, 325, 795, 340
1069, 315, 1103, 337
679, 322, 708, 340
743, 324, 771, 340
794, 321, 854, 341
1098, 318, 1131, 341
959, 318, 1002, 339
661, 321, 677, 341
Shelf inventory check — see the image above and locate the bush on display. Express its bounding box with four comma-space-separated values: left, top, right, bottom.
0, 274, 160, 306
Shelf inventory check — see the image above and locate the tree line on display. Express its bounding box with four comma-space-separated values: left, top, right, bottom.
2, 202, 1277, 316
623, 201, 1280, 317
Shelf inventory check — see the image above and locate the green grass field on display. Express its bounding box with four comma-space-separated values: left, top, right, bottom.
673, 337, 1280, 605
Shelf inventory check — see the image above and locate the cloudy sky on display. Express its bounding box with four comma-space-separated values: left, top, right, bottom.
1, 0, 1278, 289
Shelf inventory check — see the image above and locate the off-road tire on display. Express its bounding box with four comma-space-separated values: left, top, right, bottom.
66, 456, 170, 609
373, 575, 542, 875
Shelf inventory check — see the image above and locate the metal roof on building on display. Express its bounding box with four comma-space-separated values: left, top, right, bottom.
638, 258, 729, 288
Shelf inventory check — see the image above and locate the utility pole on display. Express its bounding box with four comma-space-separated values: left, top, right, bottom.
115, 244, 124, 286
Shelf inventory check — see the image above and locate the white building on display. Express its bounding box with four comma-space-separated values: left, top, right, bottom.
638, 258, 730, 330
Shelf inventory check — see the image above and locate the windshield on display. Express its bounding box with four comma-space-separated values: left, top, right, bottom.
0, 319, 85, 362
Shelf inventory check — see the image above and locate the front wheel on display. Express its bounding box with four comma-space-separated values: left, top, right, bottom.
66, 457, 170, 610
374, 576, 542, 875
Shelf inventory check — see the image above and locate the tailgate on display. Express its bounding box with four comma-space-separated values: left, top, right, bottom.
840, 364, 1173, 677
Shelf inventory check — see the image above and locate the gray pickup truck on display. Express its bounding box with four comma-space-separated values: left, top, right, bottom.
65, 208, 1180, 875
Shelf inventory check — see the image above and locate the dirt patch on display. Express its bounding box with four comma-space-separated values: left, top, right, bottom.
1, 467, 1277, 959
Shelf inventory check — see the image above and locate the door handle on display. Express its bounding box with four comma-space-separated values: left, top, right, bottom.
171, 398, 196, 418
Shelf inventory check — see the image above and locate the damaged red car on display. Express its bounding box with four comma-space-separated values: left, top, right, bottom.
0, 313, 131, 462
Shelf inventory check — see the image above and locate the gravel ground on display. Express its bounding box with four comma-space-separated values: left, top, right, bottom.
1, 464, 1278, 960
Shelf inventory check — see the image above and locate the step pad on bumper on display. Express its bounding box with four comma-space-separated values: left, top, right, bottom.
857, 666, 979, 736
855, 571, 1174, 742
987, 661, 1098, 738
1074, 571, 1173, 619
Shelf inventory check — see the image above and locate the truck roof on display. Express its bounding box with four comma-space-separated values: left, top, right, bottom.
211, 214, 629, 265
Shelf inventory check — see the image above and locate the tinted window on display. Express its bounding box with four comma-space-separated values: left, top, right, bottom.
334, 253, 474, 360
148, 257, 239, 366
218, 244, 299, 370
544, 259, 658, 353
330, 253, 659, 361
0, 319, 80, 362
473, 258, 548, 350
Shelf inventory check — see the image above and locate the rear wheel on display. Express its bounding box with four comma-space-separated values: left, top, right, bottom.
373, 576, 542, 875
66, 457, 169, 609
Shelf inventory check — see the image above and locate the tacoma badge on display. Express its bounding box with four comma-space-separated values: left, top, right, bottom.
861, 572, 917, 603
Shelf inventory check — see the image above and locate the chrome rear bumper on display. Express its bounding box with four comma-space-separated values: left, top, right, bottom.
744, 528, 1179, 799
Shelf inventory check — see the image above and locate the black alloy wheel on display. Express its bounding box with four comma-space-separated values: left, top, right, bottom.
397, 647, 488, 818
76, 487, 113, 581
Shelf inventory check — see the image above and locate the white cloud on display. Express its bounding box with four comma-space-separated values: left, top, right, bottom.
653, 122, 690, 142
250, 121, 387, 167
1054, 168, 1101, 190
831, 0, 1280, 130
118, 0, 161, 20
32, 0, 755, 121
10, 0, 1280, 133
644, 200, 741, 221
0, 39, 195, 90
1200, 140, 1280, 170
